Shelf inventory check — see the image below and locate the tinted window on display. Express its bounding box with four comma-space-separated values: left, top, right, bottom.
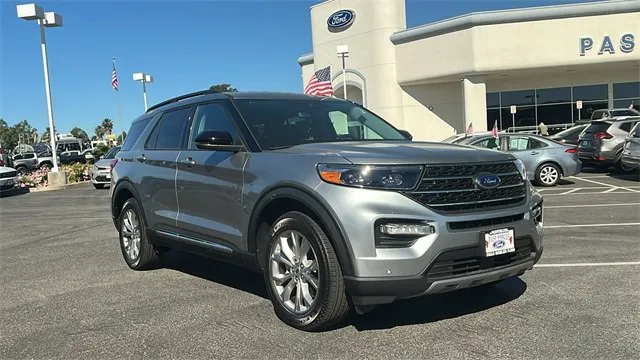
613, 82, 640, 99
154, 108, 191, 150
573, 84, 608, 101
103, 146, 121, 159
632, 123, 640, 137
472, 137, 500, 150
189, 102, 239, 149
619, 121, 638, 133
145, 121, 161, 149
536, 87, 571, 104
232, 99, 406, 150
486, 92, 500, 108
584, 122, 611, 134
610, 109, 640, 117
122, 117, 152, 151
501, 89, 535, 106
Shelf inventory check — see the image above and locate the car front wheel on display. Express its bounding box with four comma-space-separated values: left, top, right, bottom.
264, 211, 350, 332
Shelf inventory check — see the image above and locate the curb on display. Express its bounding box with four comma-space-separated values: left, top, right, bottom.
26, 180, 92, 193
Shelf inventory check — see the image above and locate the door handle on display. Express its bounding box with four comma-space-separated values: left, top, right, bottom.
136, 154, 146, 162
530, 151, 539, 155
182, 157, 196, 166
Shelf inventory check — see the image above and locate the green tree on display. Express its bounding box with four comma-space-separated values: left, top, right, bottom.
95, 126, 105, 140
70, 127, 90, 143
101, 118, 114, 136
117, 131, 127, 144
41, 127, 55, 143
0, 119, 35, 151
209, 83, 238, 93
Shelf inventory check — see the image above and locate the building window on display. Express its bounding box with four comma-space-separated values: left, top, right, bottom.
613, 81, 640, 111
485, 83, 608, 131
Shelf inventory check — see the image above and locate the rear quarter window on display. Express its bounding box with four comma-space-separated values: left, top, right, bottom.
121, 117, 152, 151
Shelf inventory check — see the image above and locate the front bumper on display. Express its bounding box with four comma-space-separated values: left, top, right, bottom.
0, 176, 18, 191
316, 180, 544, 303
91, 169, 111, 184
621, 153, 640, 169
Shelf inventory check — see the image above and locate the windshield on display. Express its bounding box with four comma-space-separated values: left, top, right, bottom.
610, 109, 640, 117
232, 99, 407, 150
103, 146, 121, 159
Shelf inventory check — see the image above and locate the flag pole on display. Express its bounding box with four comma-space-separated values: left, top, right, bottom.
113, 57, 123, 144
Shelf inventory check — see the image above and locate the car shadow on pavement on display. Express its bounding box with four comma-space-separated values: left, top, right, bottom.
348, 277, 527, 331
0, 187, 30, 198
159, 251, 268, 299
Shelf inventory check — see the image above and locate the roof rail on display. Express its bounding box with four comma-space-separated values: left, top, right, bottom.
145, 89, 221, 113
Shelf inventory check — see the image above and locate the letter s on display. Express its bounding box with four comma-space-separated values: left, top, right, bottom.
620, 33, 635, 53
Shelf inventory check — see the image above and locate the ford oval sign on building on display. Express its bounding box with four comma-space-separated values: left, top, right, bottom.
327, 9, 355, 31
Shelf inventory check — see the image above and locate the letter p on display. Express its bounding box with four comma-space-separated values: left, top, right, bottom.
579, 37, 593, 56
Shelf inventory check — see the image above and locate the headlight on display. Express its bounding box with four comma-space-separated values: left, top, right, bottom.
316, 164, 423, 190
514, 159, 527, 180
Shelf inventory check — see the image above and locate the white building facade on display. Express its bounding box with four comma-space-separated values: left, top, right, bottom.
297, 0, 640, 141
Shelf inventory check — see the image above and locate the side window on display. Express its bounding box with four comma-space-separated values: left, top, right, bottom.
619, 122, 637, 133
473, 137, 500, 150
145, 120, 161, 149
122, 117, 152, 151
529, 138, 546, 149
507, 136, 530, 151
154, 108, 192, 150
189, 102, 239, 149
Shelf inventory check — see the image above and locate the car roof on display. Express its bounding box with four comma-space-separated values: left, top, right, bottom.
131, 90, 343, 124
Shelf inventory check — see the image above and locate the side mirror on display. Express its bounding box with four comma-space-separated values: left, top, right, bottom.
194, 130, 243, 152
99, 155, 104, 159
398, 129, 413, 140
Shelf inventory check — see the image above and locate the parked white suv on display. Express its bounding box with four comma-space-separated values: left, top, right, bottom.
0, 166, 19, 194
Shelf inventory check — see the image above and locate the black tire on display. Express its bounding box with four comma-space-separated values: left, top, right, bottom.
15, 166, 27, 176
93, 183, 105, 189
535, 162, 561, 187
615, 157, 634, 174
263, 211, 349, 332
39, 163, 52, 171
118, 198, 160, 270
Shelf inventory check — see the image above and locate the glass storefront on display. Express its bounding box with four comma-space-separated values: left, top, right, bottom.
486, 83, 609, 131
613, 81, 640, 111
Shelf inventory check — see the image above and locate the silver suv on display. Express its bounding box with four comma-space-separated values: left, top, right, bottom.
577, 117, 640, 172
109, 91, 544, 331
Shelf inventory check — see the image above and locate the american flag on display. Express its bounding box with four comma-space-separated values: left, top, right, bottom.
304, 66, 333, 96
466, 122, 473, 135
491, 120, 499, 138
111, 59, 119, 91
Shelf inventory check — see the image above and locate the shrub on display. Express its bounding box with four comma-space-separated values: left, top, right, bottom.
18, 169, 48, 188
62, 163, 91, 183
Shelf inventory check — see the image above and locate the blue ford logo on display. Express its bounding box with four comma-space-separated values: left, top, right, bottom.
475, 174, 502, 189
327, 10, 355, 29
493, 239, 506, 249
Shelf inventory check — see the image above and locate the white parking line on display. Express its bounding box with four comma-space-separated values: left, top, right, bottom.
544, 191, 639, 196
545, 223, 640, 228
545, 203, 640, 209
569, 176, 640, 193
535, 261, 640, 267
559, 188, 580, 195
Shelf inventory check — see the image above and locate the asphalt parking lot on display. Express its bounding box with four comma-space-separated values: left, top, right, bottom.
1, 171, 639, 360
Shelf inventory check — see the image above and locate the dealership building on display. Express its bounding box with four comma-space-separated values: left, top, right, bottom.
297, 0, 640, 141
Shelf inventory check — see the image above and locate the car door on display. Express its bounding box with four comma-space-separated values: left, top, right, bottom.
175, 100, 249, 251
503, 135, 540, 179
136, 106, 193, 234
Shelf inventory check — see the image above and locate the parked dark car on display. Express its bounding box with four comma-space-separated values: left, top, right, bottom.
548, 124, 587, 145
577, 117, 640, 172
59, 150, 87, 165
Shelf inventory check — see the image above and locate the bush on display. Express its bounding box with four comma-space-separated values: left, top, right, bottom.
92, 144, 110, 158
18, 169, 48, 188
62, 163, 91, 183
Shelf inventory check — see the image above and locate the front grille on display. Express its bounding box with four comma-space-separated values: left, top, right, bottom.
0, 171, 17, 179
403, 162, 527, 212
425, 236, 534, 282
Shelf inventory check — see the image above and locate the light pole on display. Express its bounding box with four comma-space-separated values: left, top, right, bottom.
17, 3, 63, 172
337, 45, 349, 100
133, 72, 153, 111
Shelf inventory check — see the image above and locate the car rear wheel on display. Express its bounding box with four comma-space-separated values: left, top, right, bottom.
264, 211, 349, 332
118, 198, 160, 270
15, 166, 27, 176
535, 163, 561, 186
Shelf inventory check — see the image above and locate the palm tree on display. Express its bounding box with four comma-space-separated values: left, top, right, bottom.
101, 118, 114, 136
95, 126, 105, 140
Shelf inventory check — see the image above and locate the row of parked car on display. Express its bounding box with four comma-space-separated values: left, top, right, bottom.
442, 110, 640, 186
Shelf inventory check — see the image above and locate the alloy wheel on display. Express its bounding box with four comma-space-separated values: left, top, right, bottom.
121, 209, 141, 262
539, 165, 559, 185
269, 230, 320, 314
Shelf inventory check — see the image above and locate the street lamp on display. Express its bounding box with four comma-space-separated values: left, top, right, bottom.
133, 72, 153, 111
17, 3, 63, 172
337, 45, 349, 100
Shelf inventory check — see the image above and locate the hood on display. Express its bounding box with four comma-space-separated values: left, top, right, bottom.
0, 166, 17, 174
273, 141, 515, 164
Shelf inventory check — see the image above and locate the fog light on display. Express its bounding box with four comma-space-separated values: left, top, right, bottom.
531, 202, 543, 226
379, 223, 435, 236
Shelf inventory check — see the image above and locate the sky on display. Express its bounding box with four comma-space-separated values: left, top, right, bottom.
0, 0, 600, 136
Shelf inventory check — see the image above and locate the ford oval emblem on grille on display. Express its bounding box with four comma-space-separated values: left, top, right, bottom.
475, 174, 502, 189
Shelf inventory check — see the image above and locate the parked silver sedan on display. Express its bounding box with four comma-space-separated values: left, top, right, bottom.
457, 133, 582, 186
90, 146, 120, 189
